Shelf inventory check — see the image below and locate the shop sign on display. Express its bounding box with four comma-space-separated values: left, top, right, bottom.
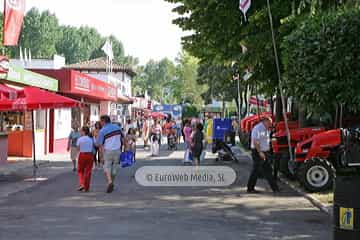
5, 64, 58, 91
72, 71, 117, 101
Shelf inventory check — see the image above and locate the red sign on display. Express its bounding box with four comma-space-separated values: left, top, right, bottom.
30, 69, 117, 101
71, 71, 117, 101
3, 0, 26, 46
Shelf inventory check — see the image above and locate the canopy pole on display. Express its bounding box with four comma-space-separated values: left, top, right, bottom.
31, 110, 37, 179
266, 0, 293, 163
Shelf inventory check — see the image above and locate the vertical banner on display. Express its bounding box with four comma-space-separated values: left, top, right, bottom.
239, 0, 251, 21
3, 0, 26, 46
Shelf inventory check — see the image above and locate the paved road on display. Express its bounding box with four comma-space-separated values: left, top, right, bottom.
0, 144, 332, 240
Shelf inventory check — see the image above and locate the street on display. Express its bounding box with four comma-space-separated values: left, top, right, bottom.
0, 144, 331, 240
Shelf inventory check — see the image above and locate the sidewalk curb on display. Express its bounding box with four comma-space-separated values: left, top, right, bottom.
0, 160, 50, 177
279, 176, 332, 216
238, 145, 332, 216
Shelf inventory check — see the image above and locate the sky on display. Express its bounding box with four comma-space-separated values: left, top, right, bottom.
24, 0, 185, 64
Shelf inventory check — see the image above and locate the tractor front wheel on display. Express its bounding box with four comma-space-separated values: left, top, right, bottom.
297, 158, 334, 192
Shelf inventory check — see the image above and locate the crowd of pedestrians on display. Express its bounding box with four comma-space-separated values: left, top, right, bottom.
67, 114, 208, 194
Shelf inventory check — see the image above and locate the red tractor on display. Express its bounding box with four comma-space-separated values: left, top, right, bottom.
272, 126, 326, 178
294, 129, 342, 192
239, 112, 273, 148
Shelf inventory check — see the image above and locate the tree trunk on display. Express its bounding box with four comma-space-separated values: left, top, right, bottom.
222, 97, 226, 118
243, 85, 249, 117
275, 94, 283, 122
269, 97, 274, 116
298, 103, 306, 128
240, 87, 244, 117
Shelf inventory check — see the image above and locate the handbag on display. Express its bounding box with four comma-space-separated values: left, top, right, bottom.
119, 151, 135, 168
184, 149, 193, 162
200, 151, 206, 162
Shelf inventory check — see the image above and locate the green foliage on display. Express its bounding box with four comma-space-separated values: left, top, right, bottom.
2, 7, 137, 67
282, 9, 360, 113
182, 105, 199, 118
133, 51, 206, 106
59, 26, 103, 64
19, 8, 61, 58
174, 51, 206, 106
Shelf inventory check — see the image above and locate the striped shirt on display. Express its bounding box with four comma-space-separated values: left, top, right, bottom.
97, 123, 122, 151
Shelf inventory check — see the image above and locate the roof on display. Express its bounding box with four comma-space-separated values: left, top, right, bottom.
67, 57, 136, 77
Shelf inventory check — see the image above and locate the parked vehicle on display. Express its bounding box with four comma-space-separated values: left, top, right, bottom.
239, 112, 273, 148
272, 126, 326, 178
294, 129, 342, 192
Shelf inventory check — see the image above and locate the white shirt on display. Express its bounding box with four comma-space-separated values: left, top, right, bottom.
251, 122, 270, 151
77, 136, 94, 153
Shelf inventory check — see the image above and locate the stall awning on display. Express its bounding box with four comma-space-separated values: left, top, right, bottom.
0, 86, 80, 111
0, 84, 18, 100
117, 95, 133, 104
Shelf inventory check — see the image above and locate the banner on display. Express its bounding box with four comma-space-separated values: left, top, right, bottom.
239, 0, 251, 21
3, 0, 26, 46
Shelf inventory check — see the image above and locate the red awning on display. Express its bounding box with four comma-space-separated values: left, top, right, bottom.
0, 86, 80, 111
117, 95, 133, 104
0, 83, 18, 100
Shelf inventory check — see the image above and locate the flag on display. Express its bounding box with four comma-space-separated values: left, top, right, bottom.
239, 0, 251, 21
101, 39, 114, 61
3, 0, 26, 46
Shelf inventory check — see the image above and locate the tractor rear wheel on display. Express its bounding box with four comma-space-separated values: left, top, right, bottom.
297, 158, 334, 192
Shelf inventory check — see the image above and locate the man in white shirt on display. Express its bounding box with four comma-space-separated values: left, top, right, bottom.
247, 117, 280, 193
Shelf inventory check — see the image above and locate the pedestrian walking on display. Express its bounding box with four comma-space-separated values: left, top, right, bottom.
175, 120, 182, 144
142, 118, 150, 149
191, 123, 204, 166
76, 126, 95, 192
183, 120, 192, 149
247, 117, 280, 193
183, 120, 193, 163
67, 124, 81, 172
125, 128, 137, 160
150, 120, 162, 156
92, 121, 102, 167
97, 115, 123, 193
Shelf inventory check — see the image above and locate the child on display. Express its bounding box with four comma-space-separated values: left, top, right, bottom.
125, 128, 137, 160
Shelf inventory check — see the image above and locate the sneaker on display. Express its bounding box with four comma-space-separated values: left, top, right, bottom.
106, 183, 114, 193
77, 186, 84, 191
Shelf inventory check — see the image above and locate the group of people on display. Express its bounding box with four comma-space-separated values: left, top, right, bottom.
67, 115, 137, 194
183, 119, 205, 165
141, 116, 182, 156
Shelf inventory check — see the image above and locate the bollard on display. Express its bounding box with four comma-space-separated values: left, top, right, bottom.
333, 174, 360, 239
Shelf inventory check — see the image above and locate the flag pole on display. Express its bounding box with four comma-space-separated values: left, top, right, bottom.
266, 0, 293, 164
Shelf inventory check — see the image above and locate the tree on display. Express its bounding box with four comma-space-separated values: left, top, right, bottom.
0, 7, 137, 66
133, 52, 205, 105
174, 51, 206, 106
282, 9, 360, 114
18, 8, 61, 58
